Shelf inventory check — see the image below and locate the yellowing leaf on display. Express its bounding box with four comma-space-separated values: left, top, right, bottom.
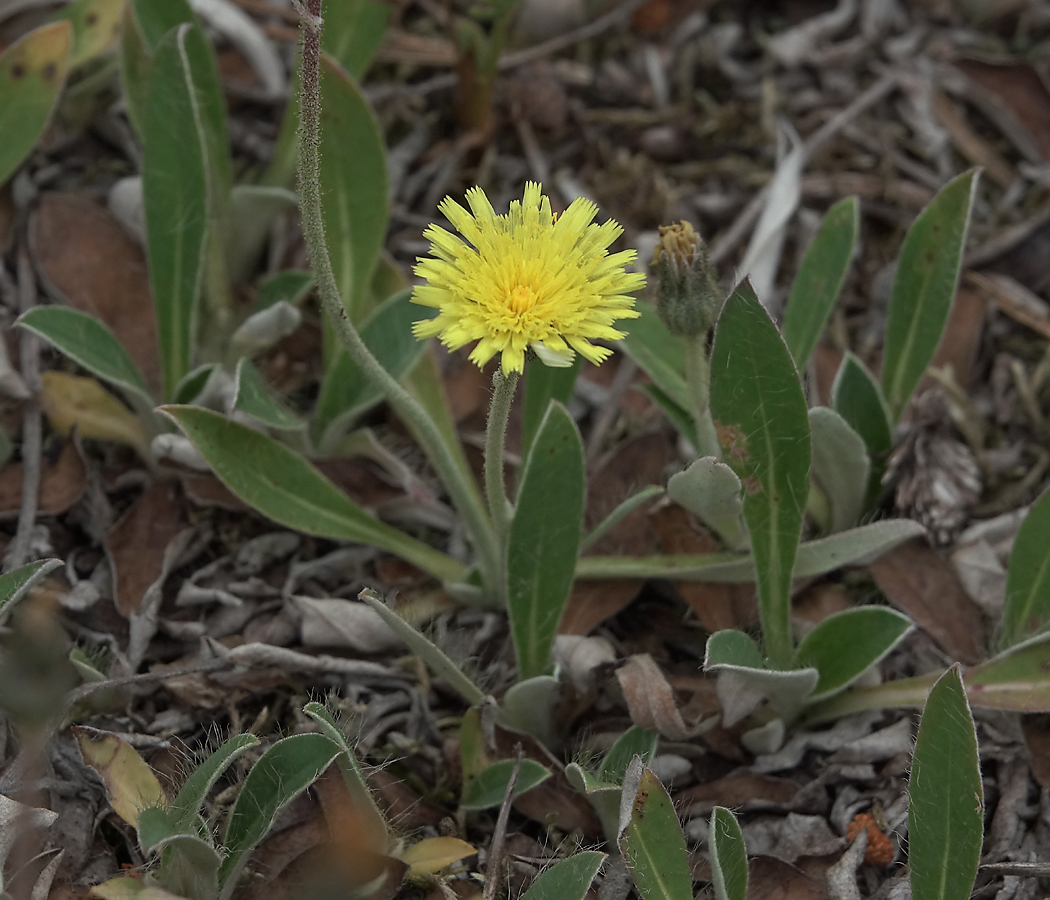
73, 726, 167, 827
89, 878, 145, 900
51, 0, 124, 68
399, 836, 477, 878
40, 371, 150, 459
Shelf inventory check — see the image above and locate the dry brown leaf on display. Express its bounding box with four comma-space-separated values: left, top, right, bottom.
932, 91, 1014, 188
747, 856, 829, 900
868, 538, 987, 664
31, 193, 161, 396
954, 59, 1050, 161
559, 578, 642, 635
616, 653, 708, 740
676, 773, 799, 817
926, 283, 987, 390
104, 480, 185, 616
0, 439, 86, 519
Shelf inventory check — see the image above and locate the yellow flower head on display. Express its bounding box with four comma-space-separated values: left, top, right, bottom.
412, 183, 645, 375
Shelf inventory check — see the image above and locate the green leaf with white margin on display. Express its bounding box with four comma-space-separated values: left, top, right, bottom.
219, 733, 343, 887
908, 664, 983, 900
303, 701, 389, 846
17, 307, 153, 406
315, 290, 436, 451
710, 280, 811, 667
808, 407, 870, 533
0, 559, 63, 623
792, 607, 912, 702
119, 0, 195, 137
161, 406, 466, 583
621, 301, 689, 410
507, 401, 586, 680
0, 22, 72, 187
782, 196, 858, 369
882, 170, 979, 422
319, 53, 388, 320
709, 807, 748, 900
667, 457, 748, 552
999, 488, 1050, 650
171, 732, 259, 832
360, 589, 484, 705
600, 726, 659, 784
232, 358, 302, 431
152, 834, 221, 900
460, 759, 552, 810
577, 518, 925, 582
522, 356, 581, 463
498, 676, 560, 747
520, 851, 606, 900
173, 363, 218, 405
831, 352, 893, 509
618, 758, 693, 900
704, 629, 818, 723
142, 23, 209, 399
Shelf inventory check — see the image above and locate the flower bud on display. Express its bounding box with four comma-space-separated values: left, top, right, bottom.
651, 221, 723, 336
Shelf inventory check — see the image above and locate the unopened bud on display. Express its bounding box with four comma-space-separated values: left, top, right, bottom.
651, 221, 723, 336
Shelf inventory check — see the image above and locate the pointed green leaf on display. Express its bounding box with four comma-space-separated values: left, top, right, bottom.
782, 196, 858, 369
315, 289, 435, 449
142, 24, 209, 399
618, 762, 693, 900
0, 559, 63, 622
119, 0, 195, 137
882, 170, 979, 421
600, 726, 659, 785
1000, 489, 1050, 649
161, 405, 466, 583
909, 664, 983, 900
360, 590, 484, 705
507, 401, 586, 679
577, 519, 925, 582
710, 280, 811, 666
232, 358, 302, 431
171, 733, 259, 832
709, 807, 748, 900
0, 22, 72, 187
621, 302, 689, 410
460, 759, 552, 810
831, 352, 893, 508
522, 357, 581, 462
172, 363, 218, 405
17, 307, 152, 405
808, 407, 870, 533
319, 53, 388, 320
153, 833, 220, 900
793, 607, 912, 701
520, 851, 606, 900
219, 733, 342, 886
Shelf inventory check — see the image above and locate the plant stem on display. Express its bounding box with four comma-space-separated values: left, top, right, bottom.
296, 0, 498, 590
484, 368, 518, 549
683, 332, 721, 459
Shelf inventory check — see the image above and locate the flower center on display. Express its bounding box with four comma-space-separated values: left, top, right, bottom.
507, 284, 538, 315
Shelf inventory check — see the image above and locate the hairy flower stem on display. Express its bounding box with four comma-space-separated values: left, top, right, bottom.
684, 333, 721, 460
296, 1, 498, 591
484, 369, 518, 556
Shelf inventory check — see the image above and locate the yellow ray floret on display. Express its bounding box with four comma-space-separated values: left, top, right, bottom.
412, 182, 645, 375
